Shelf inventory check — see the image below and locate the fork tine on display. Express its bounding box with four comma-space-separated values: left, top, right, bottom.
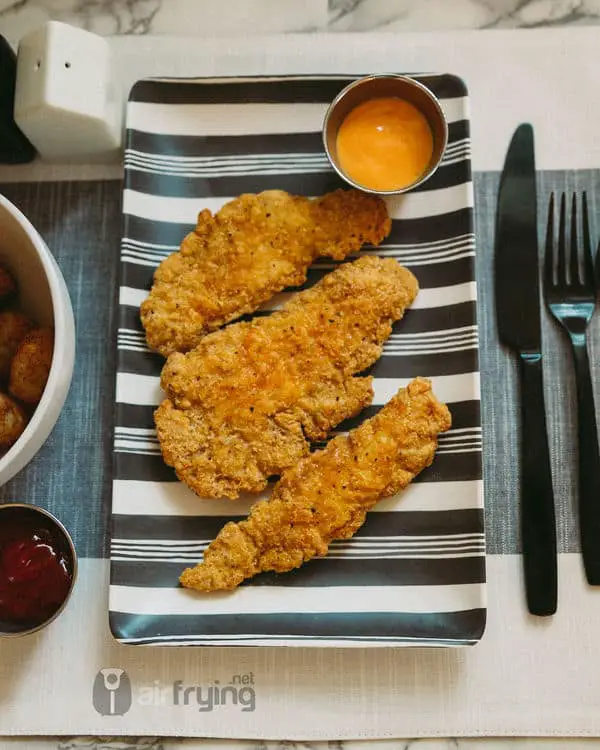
544, 192, 555, 290
581, 191, 594, 289
557, 192, 567, 285
570, 192, 579, 285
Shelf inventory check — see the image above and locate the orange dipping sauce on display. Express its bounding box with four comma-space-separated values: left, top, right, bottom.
336, 97, 434, 192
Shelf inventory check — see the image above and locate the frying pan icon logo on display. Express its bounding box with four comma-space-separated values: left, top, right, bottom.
92, 668, 132, 716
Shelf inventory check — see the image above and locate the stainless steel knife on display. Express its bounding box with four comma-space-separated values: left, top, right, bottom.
494, 123, 557, 616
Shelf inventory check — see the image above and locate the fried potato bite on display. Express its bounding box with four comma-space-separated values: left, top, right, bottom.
9, 328, 53, 404
0, 311, 32, 381
0, 392, 27, 448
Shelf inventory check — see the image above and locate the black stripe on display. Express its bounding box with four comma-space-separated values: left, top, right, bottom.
120, 248, 476, 291
112, 508, 484, 541
109, 608, 486, 641
125, 119, 470, 160
386, 209, 473, 244
123, 214, 193, 246
110, 555, 485, 589
114, 399, 481, 434
122, 209, 473, 253
127, 130, 327, 157
403, 255, 475, 289
120, 246, 476, 297
119, 299, 477, 336
367, 348, 479, 378
125, 158, 470, 199
117, 345, 479, 379
129, 75, 467, 105
114, 451, 177, 482
400, 301, 476, 333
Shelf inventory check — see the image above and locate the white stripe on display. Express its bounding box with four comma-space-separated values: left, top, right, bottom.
361, 247, 475, 263
380, 233, 475, 252
122, 238, 179, 251
122, 182, 472, 225
443, 138, 470, 153
374, 372, 480, 405
384, 343, 477, 356
126, 150, 329, 166
115, 370, 479, 408
120, 287, 149, 308
126, 163, 333, 179
126, 147, 467, 170
114, 439, 160, 452
126, 96, 467, 137
111, 478, 483, 517
108, 582, 484, 616
121, 246, 475, 271
113, 534, 483, 550
385, 338, 478, 352
111, 551, 483, 563
389, 325, 476, 339
260, 280, 477, 313
115, 427, 156, 437
402, 250, 475, 267
409, 281, 477, 309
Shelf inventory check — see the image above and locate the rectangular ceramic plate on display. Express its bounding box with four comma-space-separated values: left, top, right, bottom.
110, 74, 485, 647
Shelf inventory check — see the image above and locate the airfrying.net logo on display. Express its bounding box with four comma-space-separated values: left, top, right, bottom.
93, 669, 132, 716
92, 668, 256, 715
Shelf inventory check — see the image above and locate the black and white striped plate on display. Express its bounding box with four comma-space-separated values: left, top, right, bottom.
110, 74, 486, 647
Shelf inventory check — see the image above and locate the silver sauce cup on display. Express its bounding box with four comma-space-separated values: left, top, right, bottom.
323, 74, 448, 195
0, 503, 78, 638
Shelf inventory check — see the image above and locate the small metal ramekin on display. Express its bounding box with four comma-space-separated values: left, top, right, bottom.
0, 503, 78, 638
323, 74, 448, 195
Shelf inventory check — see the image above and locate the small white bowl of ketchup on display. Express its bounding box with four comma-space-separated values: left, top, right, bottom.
323, 75, 448, 195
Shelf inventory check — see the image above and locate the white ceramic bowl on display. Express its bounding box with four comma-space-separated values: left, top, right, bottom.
0, 193, 75, 486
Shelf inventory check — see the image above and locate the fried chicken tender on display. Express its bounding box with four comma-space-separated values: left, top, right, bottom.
0, 392, 27, 449
156, 256, 418, 499
180, 377, 451, 592
0, 311, 32, 381
141, 189, 391, 356
9, 328, 54, 404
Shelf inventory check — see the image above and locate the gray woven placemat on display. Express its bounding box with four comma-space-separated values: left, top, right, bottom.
0, 171, 599, 556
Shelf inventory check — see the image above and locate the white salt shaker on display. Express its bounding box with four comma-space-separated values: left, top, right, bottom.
13, 21, 123, 161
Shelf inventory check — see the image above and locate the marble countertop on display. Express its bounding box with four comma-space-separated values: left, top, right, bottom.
2, 0, 600, 44
2, 1, 600, 748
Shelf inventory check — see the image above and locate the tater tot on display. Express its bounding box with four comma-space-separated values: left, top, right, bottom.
0, 311, 32, 380
0, 266, 16, 302
9, 328, 54, 404
0, 392, 27, 448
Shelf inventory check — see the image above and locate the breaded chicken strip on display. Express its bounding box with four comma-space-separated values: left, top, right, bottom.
180, 377, 451, 592
141, 189, 391, 356
156, 256, 418, 499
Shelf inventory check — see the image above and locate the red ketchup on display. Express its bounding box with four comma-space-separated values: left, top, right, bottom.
0, 518, 72, 627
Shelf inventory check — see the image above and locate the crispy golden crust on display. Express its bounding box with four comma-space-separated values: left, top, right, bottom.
0, 311, 32, 381
179, 377, 452, 592
0, 392, 27, 448
156, 256, 418, 499
9, 328, 54, 404
141, 189, 391, 356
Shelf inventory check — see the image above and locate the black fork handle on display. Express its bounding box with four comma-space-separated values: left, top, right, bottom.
571, 338, 600, 584
519, 353, 558, 615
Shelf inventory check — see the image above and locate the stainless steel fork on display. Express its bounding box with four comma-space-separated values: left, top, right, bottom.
544, 192, 600, 585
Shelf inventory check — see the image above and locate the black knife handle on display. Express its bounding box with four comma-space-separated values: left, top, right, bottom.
518, 353, 557, 616
571, 340, 600, 584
